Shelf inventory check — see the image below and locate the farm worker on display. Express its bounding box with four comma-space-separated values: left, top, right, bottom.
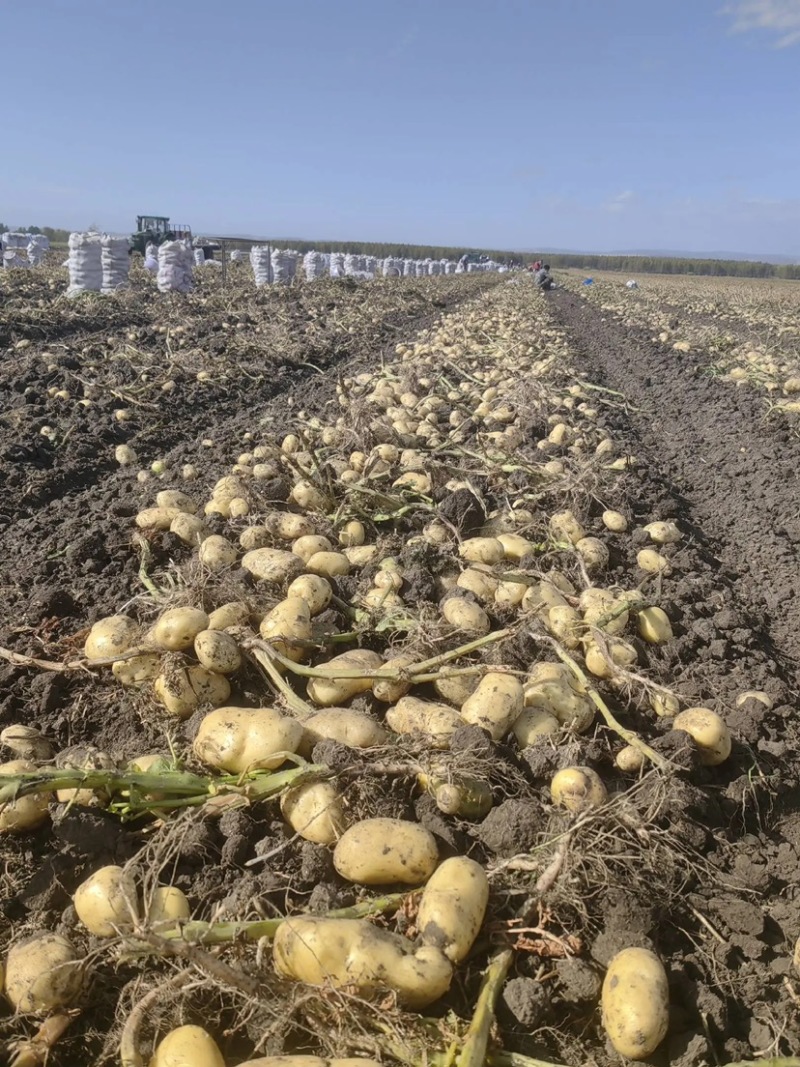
532, 259, 542, 271
534, 263, 554, 290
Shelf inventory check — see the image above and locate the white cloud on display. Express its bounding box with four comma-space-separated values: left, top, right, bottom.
604, 190, 635, 213
722, 0, 800, 47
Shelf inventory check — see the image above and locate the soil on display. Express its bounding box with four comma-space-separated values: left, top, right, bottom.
1, 270, 799, 1066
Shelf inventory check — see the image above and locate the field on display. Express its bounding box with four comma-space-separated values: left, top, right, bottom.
1, 259, 800, 1067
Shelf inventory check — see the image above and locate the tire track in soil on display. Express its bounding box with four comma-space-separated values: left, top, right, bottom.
550, 288, 800, 678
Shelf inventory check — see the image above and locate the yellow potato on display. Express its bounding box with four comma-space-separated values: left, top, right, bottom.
207, 601, 250, 630
280, 780, 347, 844
549, 510, 586, 545
512, 707, 560, 746
417, 857, 489, 962
524, 681, 594, 732
194, 706, 304, 773
649, 691, 680, 718
522, 580, 567, 616
303, 708, 387, 749
344, 545, 377, 567
575, 536, 609, 571
583, 636, 638, 679
546, 604, 581, 648
149, 1025, 225, 1067
136, 506, 182, 530
273, 917, 451, 1008
73, 865, 138, 936
673, 708, 731, 765
242, 547, 304, 583
198, 535, 238, 571
194, 629, 241, 674
307, 649, 384, 706
433, 672, 479, 707
152, 607, 210, 652
170, 512, 207, 546
637, 548, 669, 574
0, 759, 51, 833
286, 574, 332, 615
266, 512, 316, 540
550, 766, 607, 813
84, 614, 140, 661
457, 567, 499, 602
581, 589, 629, 635
290, 480, 330, 511
643, 521, 680, 545
291, 534, 334, 562
334, 817, 438, 884
4, 933, 82, 1013
306, 551, 351, 579
338, 520, 365, 547
602, 509, 628, 532
494, 579, 527, 609
259, 597, 312, 662
153, 665, 231, 718
496, 532, 535, 561
112, 651, 162, 687
459, 537, 505, 565
372, 654, 415, 703
240, 526, 270, 551
148, 886, 191, 926
637, 606, 673, 644
385, 696, 463, 748
156, 489, 197, 514
442, 597, 491, 634
460, 673, 523, 740
615, 745, 645, 773
601, 947, 669, 1059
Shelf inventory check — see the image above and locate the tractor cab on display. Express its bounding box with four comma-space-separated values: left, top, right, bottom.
130, 216, 193, 255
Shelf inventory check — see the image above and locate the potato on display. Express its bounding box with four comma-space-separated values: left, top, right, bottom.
170, 512, 207, 546
156, 489, 197, 514
496, 532, 534, 561
549, 510, 586, 545
290, 480, 330, 511
433, 672, 479, 707
649, 691, 680, 718
136, 506, 181, 530
637, 548, 669, 574
494, 579, 527, 609
305, 551, 351, 579
512, 707, 560, 746
240, 526, 270, 551
266, 512, 316, 540
149, 1025, 225, 1067
260, 597, 312, 662
198, 535, 238, 571
148, 885, 191, 926
152, 607, 209, 652
601, 947, 669, 1059
207, 601, 250, 630
575, 536, 609, 571
273, 917, 452, 1008
457, 567, 498, 602
345, 545, 377, 567
393, 471, 432, 494
602, 509, 628, 532
643, 521, 680, 545
334, 817, 438, 884
524, 679, 594, 732
637, 606, 673, 644
194, 705, 303, 773
546, 604, 581, 648
4, 933, 82, 1013
417, 857, 489, 962
292, 535, 333, 562
385, 696, 462, 748
307, 649, 383, 706
459, 537, 504, 564
581, 589, 629, 635
55, 744, 115, 807
280, 780, 346, 844
550, 766, 607, 813
239, 1060, 380, 1067
153, 665, 230, 718
442, 596, 490, 634
287, 574, 332, 616
74, 865, 138, 936
338, 520, 365, 547
615, 745, 645, 773
372, 654, 414, 703
194, 629, 241, 674
0, 726, 53, 762
522, 580, 567, 616
84, 614, 139, 661
583, 636, 638, 679
673, 708, 731, 765
303, 709, 387, 749
460, 673, 523, 740
242, 547, 304, 584
0, 759, 51, 833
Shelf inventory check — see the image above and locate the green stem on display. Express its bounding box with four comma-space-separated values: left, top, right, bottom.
456, 949, 514, 1067
153, 890, 411, 944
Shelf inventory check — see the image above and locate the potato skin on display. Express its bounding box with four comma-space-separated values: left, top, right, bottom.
149, 1024, 225, 1067
385, 696, 462, 749
601, 946, 669, 1059
193, 706, 303, 772
460, 673, 523, 740
333, 818, 438, 885
273, 916, 452, 1008
4, 932, 82, 1012
417, 857, 489, 962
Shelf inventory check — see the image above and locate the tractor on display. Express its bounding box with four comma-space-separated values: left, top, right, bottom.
130, 216, 192, 255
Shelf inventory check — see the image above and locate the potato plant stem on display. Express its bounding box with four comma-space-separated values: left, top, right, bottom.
456, 948, 514, 1067
152, 890, 410, 944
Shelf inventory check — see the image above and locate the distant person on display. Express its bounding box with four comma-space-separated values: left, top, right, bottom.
534, 263, 554, 290
532, 259, 542, 272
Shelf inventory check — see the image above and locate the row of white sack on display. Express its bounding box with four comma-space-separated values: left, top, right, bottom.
65, 234, 195, 295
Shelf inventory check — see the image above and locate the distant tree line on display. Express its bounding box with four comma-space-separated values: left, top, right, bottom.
0, 223, 72, 245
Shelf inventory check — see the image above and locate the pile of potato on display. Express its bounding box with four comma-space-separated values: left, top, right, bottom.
2, 282, 746, 1064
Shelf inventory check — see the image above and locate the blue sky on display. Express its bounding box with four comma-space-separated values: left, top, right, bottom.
2, 0, 799, 255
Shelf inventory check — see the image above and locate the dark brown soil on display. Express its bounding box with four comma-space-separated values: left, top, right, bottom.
1, 272, 799, 1066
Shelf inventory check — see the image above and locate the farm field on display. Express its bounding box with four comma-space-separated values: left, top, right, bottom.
1, 260, 799, 1067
